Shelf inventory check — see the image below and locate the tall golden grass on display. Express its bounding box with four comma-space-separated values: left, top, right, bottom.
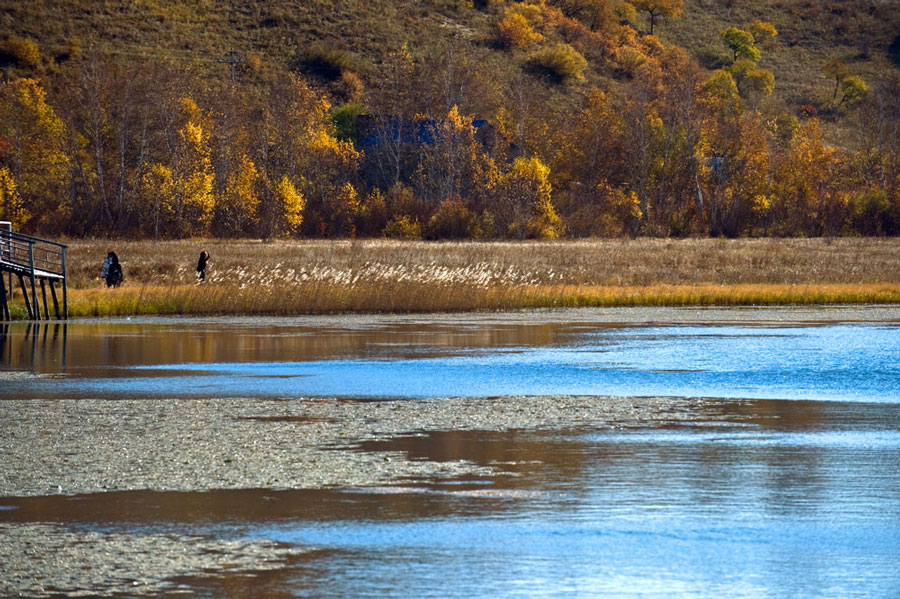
43, 238, 900, 316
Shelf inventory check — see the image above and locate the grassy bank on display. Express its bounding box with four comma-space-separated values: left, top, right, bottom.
11, 238, 900, 317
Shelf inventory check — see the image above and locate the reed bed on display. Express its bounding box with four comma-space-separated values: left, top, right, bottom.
40, 238, 900, 316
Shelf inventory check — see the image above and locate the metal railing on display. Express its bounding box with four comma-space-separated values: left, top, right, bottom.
0, 228, 67, 279
0, 228, 68, 320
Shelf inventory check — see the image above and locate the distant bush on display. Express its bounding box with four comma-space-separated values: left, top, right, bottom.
294, 45, 355, 81
0, 36, 44, 69
497, 12, 544, 49
697, 46, 731, 70
849, 188, 892, 235
798, 103, 818, 118
615, 45, 647, 78
425, 199, 477, 239
383, 214, 422, 239
333, 70, 364, 103
529, 43, 587, 83
615, 2, 638, 27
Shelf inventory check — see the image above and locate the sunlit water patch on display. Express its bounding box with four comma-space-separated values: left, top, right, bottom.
4, 323, 897, 401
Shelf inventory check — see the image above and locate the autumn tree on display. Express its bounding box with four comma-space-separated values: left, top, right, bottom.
722, 27, 760, 63
839, 75, 869, 108
365, 43, 422, 190
768, 118, 849, 235
0, 78, 69, 231
160, 97, 215, 237
631, 0, 682, 35
823, 58, 851, 103
497, 9, 544, 49
855, 77, 900, 233
654, 47, 708, 235
414, 105, 488, 207
54, 54, 183, 236
213, 153, 259, 236
695, 69, 773, 237
747, 19, 777, 49
555, 0, 618, 32
491, 156, 562, 238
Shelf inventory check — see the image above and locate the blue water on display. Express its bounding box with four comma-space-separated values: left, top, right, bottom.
2, 312, 900, 598
7, 322, 898, 402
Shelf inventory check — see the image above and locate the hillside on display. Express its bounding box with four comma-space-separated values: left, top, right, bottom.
1, 1, 899, 240
2, 1, 898, 137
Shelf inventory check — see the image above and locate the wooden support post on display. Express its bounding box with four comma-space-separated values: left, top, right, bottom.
40, 279, 49, 319
0, 272, 8, 321
28, 246, 39, 320
49, 280, 60, 319
17, 274, 34, 319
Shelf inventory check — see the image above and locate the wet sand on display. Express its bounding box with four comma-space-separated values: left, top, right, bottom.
0, 394, 699, 497
0, 393, 698, 598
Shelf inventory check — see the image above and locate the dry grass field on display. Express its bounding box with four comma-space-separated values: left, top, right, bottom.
21, 237, 897, 317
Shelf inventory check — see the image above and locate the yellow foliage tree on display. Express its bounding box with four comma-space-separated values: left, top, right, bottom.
631, 0, 682, 35
0, 166, 26, 224
329, 181, 360, 237
768, 118, 848, 235
274, 176, 306, 235
415, 105, 489, 207
0, 78, 69, 231
214, 154, 259, 236
169, 97, 214, 236
493, 155, 562, 238
138, 163, 174, 239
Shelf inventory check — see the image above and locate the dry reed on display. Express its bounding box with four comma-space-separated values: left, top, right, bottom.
33, 238, 899, 317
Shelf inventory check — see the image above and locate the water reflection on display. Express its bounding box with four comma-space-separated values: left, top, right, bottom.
0, 322, 67, 372
1, 318, 897, 401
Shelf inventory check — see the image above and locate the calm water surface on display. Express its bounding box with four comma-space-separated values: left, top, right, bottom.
1, 308, 899, 598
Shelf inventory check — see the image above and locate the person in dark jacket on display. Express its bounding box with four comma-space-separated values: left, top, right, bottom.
106, 252, 123, 288
196, 250, 210, 282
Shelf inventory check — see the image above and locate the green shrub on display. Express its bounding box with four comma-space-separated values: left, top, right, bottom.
331, 102, 366, 143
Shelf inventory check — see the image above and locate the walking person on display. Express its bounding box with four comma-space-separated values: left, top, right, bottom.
106, 252, 123, 288
196, 250, 210, 282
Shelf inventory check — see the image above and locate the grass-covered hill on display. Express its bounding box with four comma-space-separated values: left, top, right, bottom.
2, 0, 898, 146
2, 1, 900, 241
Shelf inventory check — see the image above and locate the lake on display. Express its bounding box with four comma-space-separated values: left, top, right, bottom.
1, 307, 899, 598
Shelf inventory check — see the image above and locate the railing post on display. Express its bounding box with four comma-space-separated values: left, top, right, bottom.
28, 241, 39, 320
61, 246, 68, 320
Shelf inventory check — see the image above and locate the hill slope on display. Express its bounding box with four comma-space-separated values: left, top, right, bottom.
2, 0, 898, 141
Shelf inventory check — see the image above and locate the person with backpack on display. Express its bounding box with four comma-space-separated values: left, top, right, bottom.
106, 252, 124, 288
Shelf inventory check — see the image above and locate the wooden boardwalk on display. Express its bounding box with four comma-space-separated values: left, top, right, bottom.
0, 228, 67, 320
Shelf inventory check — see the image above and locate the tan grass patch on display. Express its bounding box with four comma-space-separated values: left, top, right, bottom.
41, 238, 900, 316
